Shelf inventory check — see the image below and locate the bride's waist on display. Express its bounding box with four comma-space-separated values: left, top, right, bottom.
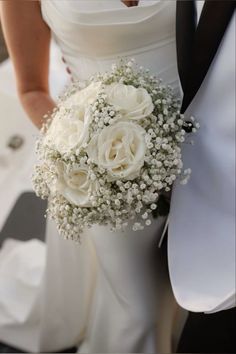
61, 39, 178, 85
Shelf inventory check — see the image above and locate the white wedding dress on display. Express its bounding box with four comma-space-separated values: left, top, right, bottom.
0, 1, 185, 353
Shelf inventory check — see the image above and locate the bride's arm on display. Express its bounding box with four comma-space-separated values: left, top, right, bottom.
0, 0, 55, 129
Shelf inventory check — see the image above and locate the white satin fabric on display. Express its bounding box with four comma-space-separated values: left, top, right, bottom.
0, 1, 187, 353
41, 0, 179, 93
169, 2, 236, 313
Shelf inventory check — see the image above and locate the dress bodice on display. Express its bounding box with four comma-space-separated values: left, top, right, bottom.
41, 0, 179, 95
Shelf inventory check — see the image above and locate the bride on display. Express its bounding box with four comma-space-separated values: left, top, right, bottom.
0, 1, 185, 353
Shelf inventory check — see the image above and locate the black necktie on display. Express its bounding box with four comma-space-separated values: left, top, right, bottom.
176, 0, 235, 113
176, 0, 197, 96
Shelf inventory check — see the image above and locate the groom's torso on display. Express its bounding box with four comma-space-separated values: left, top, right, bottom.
168, 1, 235, 313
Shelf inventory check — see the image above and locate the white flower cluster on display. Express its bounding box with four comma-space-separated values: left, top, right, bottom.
32, 59, 197, 241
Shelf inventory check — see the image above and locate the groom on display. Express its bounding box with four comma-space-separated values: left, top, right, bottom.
168, 1, 236, 350
169, 0, 235, 315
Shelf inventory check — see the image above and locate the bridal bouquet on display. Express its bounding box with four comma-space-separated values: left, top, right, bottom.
32, 60, 197, 241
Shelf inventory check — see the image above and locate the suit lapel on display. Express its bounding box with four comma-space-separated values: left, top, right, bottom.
177, 1, 236, 113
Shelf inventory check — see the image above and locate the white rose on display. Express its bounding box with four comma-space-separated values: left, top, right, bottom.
44, 109, 90, 155
104, 83, 154, 120
87, 121, 146, 180
54, 163, 98, 207
44, 82, 102, 154
65, 81, 102, 119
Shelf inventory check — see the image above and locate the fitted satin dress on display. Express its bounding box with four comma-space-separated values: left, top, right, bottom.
0, 1, 183, 353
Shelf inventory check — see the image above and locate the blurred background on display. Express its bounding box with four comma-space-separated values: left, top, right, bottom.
0, 17, 235, 354
0, 24, 7, 61
0, 20, 47, 353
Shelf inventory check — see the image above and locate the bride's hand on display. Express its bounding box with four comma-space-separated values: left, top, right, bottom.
0, 0, 55, 129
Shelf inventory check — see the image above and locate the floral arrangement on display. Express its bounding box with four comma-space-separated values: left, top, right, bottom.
32, 59, 197, 241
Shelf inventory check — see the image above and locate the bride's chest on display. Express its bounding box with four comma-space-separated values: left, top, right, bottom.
41, 0, 176, 58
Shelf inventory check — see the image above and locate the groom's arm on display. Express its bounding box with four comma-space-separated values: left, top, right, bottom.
0, 0, 55, 128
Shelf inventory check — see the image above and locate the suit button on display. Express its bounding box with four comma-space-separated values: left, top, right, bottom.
66, 67, 71, 74
183, 121, 194, 133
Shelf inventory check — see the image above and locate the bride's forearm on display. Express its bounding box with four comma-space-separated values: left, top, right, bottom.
20, 90, 56, 129
1, 1, 53, 129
